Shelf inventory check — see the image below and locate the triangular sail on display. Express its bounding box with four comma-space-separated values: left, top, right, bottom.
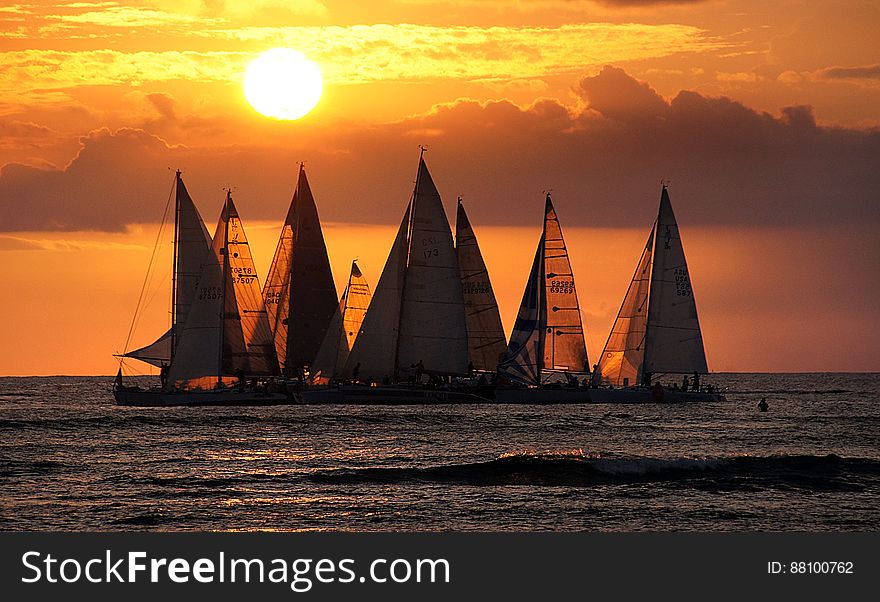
396, 158, 469, 376
263, 165, 338, 376
497, 239, 543, 385
498, 194, 587, 385
455, 199, 507, 372
168, 193, 278, 389
643, 186, 708, 375
597, 228, 654, 387
541, 196, 588, 375
342, 206, 410, 381
223, 195, 279, 376
124, 329, 172, 368
123, 172, 212, 368
311, 261, 372, 383
173, 173, 213, 345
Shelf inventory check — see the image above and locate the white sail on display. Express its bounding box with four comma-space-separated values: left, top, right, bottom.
342, 205, 410, 381
541, 196, 588, 375
311, 260, 372, 383
123, 328, 172, 368
263, 224, 293, 371
498, 240, 543, 384
396, 159, 469, 375
643, 186, 708, 375
224, 195, 279, 376
263, 165, 337, 376
173, 173, 213, 344
597, 228, 654, 387
455, 199, 507, 371
123, 172, 212, 368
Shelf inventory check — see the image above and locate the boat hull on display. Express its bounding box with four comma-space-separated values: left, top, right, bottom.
588, 387, 726, 403
494, 387, 726, 404
113, 388, 293, 407
299, 385, 490, 405
493, 387, 593, 404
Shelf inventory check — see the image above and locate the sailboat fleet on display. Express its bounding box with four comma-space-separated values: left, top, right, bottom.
115, 150, 724, 406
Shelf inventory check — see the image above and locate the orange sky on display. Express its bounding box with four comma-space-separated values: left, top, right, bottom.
1, 0, 879, 374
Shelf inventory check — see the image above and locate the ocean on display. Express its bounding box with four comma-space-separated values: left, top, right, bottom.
1, 373, 877, 531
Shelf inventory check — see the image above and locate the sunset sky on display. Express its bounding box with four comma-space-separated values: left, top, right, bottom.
1, 0, 878, 375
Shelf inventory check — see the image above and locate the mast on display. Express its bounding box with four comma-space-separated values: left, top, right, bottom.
218, 190, 230, 386
170, 170, 181, 365
392, 146, 422, 381
537, 195, 549, 383
284, 162, 303, 376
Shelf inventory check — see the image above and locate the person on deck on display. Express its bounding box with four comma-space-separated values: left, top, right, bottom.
642, 371, 653, 387
351, 362, 360, 383
682, 375, 689, 391
415, 360, 425, 384
159, 362, 169, 389
692, 371, 701, 392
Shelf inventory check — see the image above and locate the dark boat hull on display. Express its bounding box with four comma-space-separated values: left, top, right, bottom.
299, 385, 490, 405
494, 386, 726, 404
113, 388, 293, 407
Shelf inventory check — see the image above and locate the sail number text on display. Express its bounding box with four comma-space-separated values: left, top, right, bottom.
421, 237, 439, 259
674, 268, 692, 297
198, 286, 223, 300
463, 282, 492, 295
232, 266, 256, 285
549, 279, 574, 294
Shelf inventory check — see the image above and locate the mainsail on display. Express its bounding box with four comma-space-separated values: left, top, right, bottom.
263, 165, 337, 376
455, 199, 507, 371
396, 159, 469, 375
310, 260, 372, 383
643, 186, 707, 375
122, 171, 212, 368
344, 153, 468, 380
168, 192, 279, 389
499, 194, 588, 385
342, 206, 410, 381
597, 185, 707, 386
596, 228, 654, 387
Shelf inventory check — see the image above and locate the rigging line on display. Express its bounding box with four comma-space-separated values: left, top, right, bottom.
121, 176, 175, 357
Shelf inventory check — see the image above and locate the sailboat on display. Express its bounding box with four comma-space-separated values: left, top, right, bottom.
494, 193, 592, 403
114, 176, 287, 406
591, 185, 724, 403
262, 164, 338, 378
309, 260, 372, 384
455, 198, 507, 372
302, 149, 487, 404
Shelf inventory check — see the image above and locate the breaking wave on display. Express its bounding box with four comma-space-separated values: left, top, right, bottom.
308, 452, 880, 491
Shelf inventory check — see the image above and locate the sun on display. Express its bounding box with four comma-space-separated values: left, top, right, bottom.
244, 49, 323, 120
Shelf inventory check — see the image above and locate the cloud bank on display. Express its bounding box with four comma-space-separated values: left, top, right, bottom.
1, 66, 877, 232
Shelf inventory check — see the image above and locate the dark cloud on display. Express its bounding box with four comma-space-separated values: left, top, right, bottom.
818, 64, 880, 80
1, 67, 878, 232
578, 65, 668, 125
